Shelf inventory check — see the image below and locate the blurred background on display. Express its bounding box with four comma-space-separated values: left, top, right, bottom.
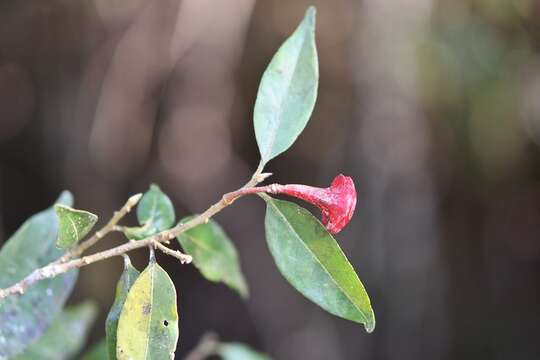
1, 0, 540, 359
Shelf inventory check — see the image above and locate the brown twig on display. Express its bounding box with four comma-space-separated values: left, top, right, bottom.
223, 183, 280, 204
154, 242, 192, 264
0, 162, 266, 299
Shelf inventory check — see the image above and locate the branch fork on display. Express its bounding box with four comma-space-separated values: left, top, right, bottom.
0, 163, 267, 299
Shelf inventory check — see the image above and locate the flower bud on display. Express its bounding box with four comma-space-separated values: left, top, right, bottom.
269, 174, 357, 234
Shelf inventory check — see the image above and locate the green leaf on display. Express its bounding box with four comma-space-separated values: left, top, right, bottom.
123, 222, 155, 241
0, 191, 79, 358
263, 197, 375, 332
177, 217, 249, 298
218, 343, 272, 360
81, 339, 108, 360
254, 6, 318, 164
15, 301, 98, 360
124, 184, 175, 240
116, 261, 179, 359
106, 255, 140, 360
55, 204, 98, 249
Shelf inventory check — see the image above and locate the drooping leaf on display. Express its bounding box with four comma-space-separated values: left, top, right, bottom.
0, 192, 79, 358
15, 301, 98, 360
55, 204, 98, 249
177, 217, 248, 298
254, 6, 318, 164
106, 256, 140, 360
218, 343, 272, 360
81, 339, 108, 360
263, 197, 375, 332
123, 184, 175, 240
116, 261, 179, 359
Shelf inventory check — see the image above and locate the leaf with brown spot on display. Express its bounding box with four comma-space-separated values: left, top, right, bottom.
116, 260, 179, 359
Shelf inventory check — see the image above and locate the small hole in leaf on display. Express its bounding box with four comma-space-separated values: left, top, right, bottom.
163, 320, 169, 327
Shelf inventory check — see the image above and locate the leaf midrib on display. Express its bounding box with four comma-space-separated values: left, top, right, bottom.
143, 265, 155, 360
260, 27, 310, 161
67, 216, 79, 244
267, 200, 369, 324
146, 191, 159, 225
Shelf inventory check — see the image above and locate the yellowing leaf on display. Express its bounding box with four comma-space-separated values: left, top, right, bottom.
106, 256, 140, 360
116, 261, 179, 359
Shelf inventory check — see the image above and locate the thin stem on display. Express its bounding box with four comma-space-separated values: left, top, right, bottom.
184, 332, 220, 360
149, 245, 156, 263
0, 164, 268, 299
223, 184, 282, 204
55, 193, 142, 263
155, 242, 192, 264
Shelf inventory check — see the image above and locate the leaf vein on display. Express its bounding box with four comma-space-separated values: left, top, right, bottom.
267, 201, 369, 324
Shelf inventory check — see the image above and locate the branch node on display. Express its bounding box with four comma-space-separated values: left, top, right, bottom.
0, 168, 265, 299
155, 242, 192, 264
256, 172, 273, 182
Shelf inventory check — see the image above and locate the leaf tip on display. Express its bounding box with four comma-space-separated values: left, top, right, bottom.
305, 6, 317, 24
238, 280, 250, 300
363, 311, 376, 333
149, 183, 161, 192
56, 191, 74, 207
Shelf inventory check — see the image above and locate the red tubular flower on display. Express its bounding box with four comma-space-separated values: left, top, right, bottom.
269, 174, 357, 234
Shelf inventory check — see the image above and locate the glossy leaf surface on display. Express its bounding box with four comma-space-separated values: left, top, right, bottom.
106, 256, 140, 360
55, 204, 98, 249
254, 6, 318, 164
15, 301, 98, 360
264, 197, 375, 332
0, 192, 78, 358
116, 261, 179, 359
177, 217, 248, 298
124, 184, 175, 240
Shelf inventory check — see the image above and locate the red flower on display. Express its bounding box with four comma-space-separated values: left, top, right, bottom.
269, 174, 357, 234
